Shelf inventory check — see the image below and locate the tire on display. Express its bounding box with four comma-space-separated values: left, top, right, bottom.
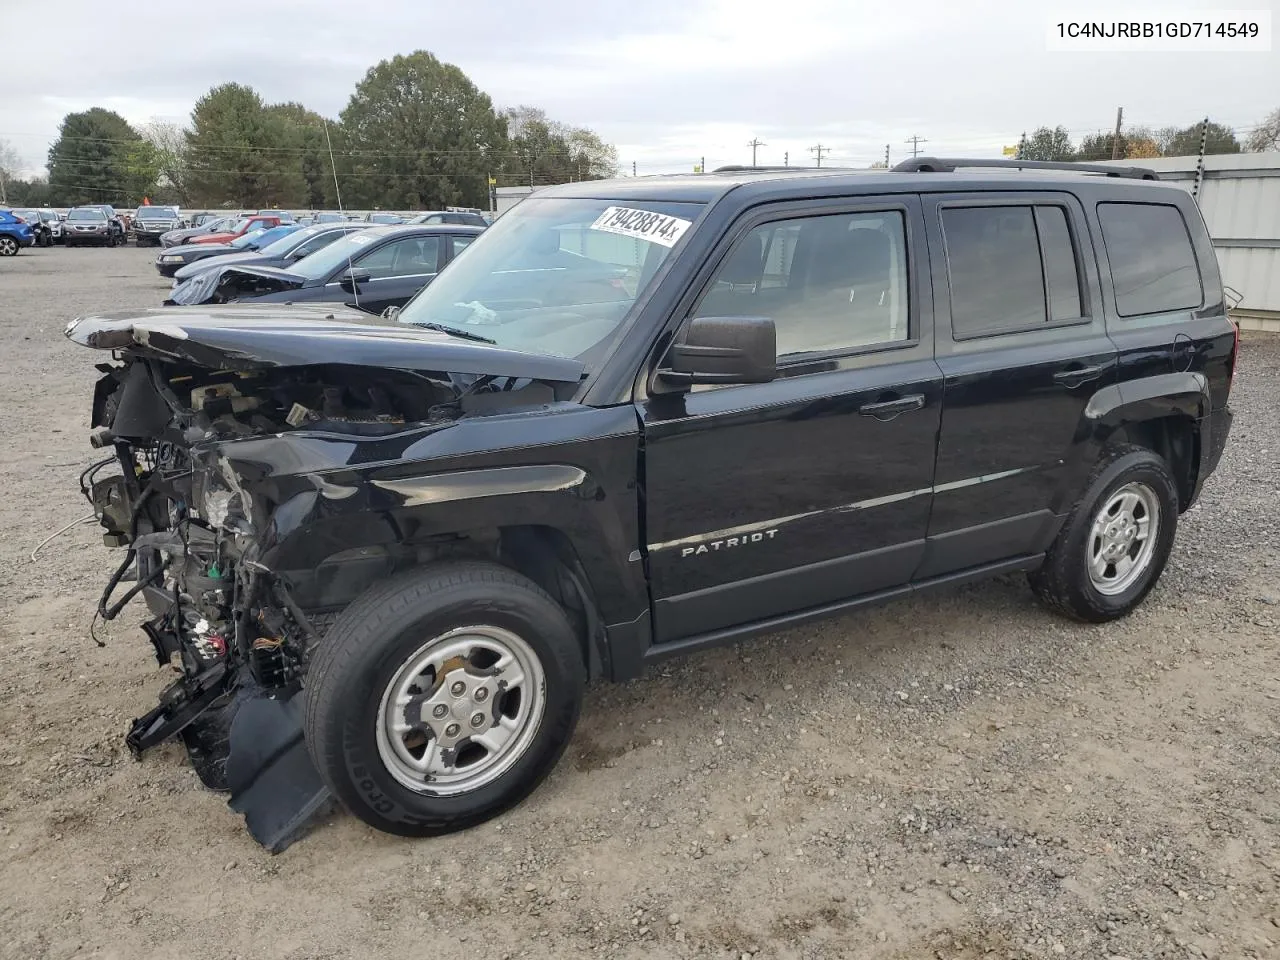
1029, 444, 1179, 623
0, 236, 17, 257
106, 233, 117, 248
304, 561, 585, 837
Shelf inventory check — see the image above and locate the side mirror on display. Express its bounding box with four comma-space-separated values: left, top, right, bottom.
338, 267, 372, 291
657, 316, 776, 390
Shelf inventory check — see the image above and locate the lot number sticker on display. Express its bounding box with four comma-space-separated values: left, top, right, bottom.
590, 207, 692, 247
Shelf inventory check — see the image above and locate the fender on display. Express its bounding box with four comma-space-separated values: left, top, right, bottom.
210, 407, 648, 627
1049, 371, 1211, 515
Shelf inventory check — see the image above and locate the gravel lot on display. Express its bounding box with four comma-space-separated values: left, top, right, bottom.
1, 245, 1278, 960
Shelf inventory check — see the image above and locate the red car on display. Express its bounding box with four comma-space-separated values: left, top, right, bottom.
190, 215, 285, 245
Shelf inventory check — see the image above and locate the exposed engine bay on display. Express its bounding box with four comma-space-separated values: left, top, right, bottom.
71, 308, 585, 850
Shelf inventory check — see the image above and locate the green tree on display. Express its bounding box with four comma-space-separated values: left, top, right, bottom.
340, 51, 508, 209
265, 102, 341, 208
186, 83, 305, 207
1077, 131, 1127, 161
1164, 119, 1240, 156
500, 106, 617, 185
1019, 126, 1075, 161
47, 109, 155, 206
141, 120, 191, 204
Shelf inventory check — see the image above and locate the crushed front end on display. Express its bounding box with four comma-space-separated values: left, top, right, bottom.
67, 309, 584, 850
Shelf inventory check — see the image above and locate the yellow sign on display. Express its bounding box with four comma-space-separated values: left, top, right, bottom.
694, 164, 703, 173
488, 177, 497, 186
1002, 145, 1018, 157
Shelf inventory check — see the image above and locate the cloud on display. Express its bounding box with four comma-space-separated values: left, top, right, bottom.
1, 0, 1273, 176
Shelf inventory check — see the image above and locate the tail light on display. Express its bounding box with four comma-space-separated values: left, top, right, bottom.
13, 216, 24, 224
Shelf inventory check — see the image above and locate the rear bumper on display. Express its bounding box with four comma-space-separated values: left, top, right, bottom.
1190, 405, 1232, 507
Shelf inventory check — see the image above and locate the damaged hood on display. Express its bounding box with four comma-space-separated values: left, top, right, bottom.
64, 307, 586, 382
166, 264, 306, 306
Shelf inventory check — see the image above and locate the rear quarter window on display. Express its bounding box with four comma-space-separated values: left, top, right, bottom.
1097, 202, 1203, 317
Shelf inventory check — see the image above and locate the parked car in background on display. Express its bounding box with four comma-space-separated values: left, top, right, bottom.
365, 212, 405, 224
313, 212, 347, 223
170, 221, 364, 283
64, 206, 124, 247
133, 206, 183, 246
409, 210, 489, 227
165, 223, 481, 309
189, 214, 285, 246
154, 226, 294, 277
256, 209, 296, 222
0, 210, 35, 255
87, 205, 128, 238
161, 216, 235, 248
10, 209, 54, 246
39, 209, 63, 244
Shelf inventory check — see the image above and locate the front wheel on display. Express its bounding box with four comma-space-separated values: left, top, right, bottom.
1029, 444, 1179, 622
303, 561, 585, 837
0, 236, 17, 256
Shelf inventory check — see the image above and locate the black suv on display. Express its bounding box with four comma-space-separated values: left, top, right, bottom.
67, 159, 1236, 850
133, 206, 182, 246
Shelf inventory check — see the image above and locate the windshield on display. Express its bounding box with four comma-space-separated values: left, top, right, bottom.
13, 210, 40, 221
259, 224, 319, 256
394, 197, 702, 370
244, 225, 298, 250
68, 209, 106, 221
136, 207, 177, 220
288, 227, 392, 280
230, 229, 267, 249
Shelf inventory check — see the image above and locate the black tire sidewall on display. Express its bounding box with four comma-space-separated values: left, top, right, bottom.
309, 573, 584, 836
1059, 451, 1179, 619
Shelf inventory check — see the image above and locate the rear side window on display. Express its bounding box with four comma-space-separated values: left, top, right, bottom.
942, 204, 1086, 338
1097, 203, 1202, 317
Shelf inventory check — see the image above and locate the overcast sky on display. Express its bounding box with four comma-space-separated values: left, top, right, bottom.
2, 0, 1276, 177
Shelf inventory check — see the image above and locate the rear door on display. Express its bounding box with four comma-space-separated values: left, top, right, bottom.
918, 191, 1116, 577
639, 197, 943, 642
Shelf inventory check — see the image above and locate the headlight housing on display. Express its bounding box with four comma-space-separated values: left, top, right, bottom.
160, 254, 184, 263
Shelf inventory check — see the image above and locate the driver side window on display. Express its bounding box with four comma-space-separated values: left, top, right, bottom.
355, 236, 441, 278
693, 210, 910, 359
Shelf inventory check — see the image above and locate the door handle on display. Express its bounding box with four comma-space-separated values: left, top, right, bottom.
1052, 363, 1108, 384
858, 394, 925, 419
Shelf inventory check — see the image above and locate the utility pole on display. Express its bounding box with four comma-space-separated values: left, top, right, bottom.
700, 155, 705, 174
784, 151, 789, 167
884, 144, 890, 168
632, 160, 637, 177
1110, 106, 1124, 160
1017, 131, 1027, 160
747, 138, 766, 166
809, 143, 829, 166
905, 135, 928, 158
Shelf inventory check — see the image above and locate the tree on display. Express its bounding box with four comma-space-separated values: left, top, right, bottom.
340, 51, 508, 209
0, 138, 22, 204
1245, 107, 1280, 152
1076, 131, 1124, 162
1020, 126, 1075, 162
6, 175, 51, 206
186, 83, 305, 207
265, 102, 341, 208
141, 120, 192, 204
500, 105, 617, 186
1164, 119, 1240, 156
1122, 125, 1161, 159
47, 109, 156, 207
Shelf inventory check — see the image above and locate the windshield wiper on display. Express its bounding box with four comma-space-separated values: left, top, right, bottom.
408, 321, 496, 344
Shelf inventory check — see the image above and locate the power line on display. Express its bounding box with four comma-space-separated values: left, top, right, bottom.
904, 135, 928, 158
809, 143, 829, 166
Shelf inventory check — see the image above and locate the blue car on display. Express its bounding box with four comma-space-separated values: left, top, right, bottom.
0, 210, 36, 256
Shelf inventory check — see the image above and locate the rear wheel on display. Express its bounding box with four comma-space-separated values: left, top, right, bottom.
0, 236, 17, 256
1029, 444, 1179, 622
304, 561, 585, 836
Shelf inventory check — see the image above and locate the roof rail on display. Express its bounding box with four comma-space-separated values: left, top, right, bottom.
892, 156, 1159, 180
710, 164, 857, 173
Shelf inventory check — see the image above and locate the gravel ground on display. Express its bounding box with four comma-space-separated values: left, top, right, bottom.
1, 245, 1278, 960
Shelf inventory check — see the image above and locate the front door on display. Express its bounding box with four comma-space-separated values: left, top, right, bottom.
638, 197, 942, 643
342, 234, 444, 313
916, 192, 1117, 577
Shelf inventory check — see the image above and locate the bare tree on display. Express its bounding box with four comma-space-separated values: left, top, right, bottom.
0, 138, 24, 204
1245, 108, 1280, 152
